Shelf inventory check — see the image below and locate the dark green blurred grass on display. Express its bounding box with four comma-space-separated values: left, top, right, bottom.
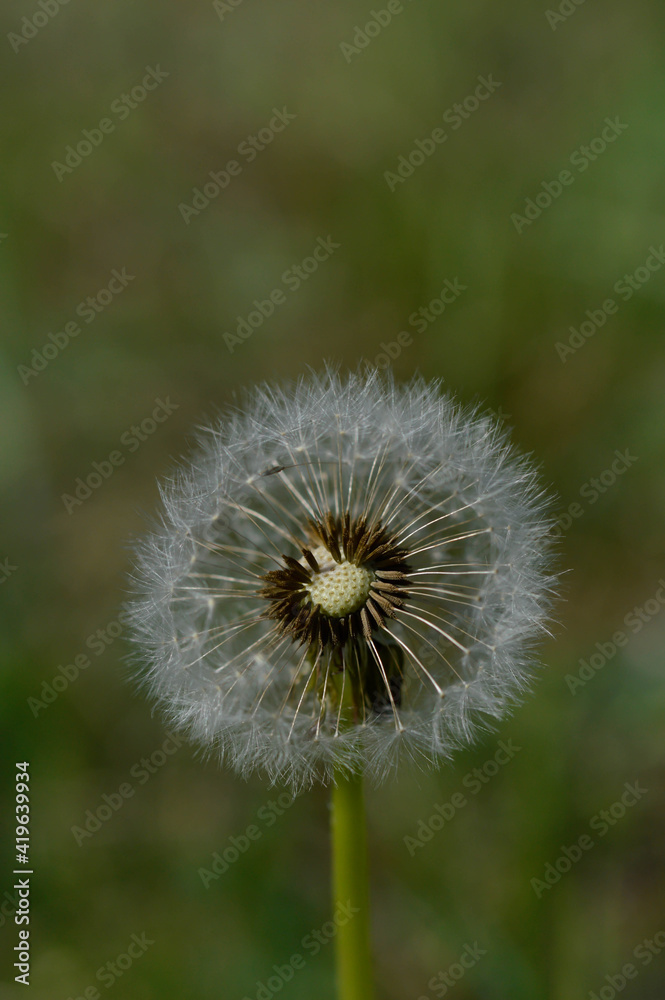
1, 1, 664, 997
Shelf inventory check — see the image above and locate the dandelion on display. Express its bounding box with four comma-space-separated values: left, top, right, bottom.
127, 368, 555, 999
129, 368, 553, 785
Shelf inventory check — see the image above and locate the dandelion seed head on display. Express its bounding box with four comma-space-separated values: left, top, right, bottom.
127, 368, 556, 791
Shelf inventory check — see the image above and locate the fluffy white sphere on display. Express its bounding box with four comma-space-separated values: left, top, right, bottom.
127, 369, 555, 790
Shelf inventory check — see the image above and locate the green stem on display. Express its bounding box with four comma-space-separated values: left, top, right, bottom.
330, 770, 375, 1000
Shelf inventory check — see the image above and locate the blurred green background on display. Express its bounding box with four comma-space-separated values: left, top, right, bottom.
1, 1, 664, 997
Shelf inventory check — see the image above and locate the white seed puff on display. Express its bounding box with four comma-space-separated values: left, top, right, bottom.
127, 369, 556, 790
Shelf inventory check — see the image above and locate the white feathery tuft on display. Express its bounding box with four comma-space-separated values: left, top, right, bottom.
126, 368, 557, 791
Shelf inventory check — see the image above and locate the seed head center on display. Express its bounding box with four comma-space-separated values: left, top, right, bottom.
305, 546, 374, 618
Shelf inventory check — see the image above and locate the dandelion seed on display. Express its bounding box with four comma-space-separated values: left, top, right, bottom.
127, 369, 555, 790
